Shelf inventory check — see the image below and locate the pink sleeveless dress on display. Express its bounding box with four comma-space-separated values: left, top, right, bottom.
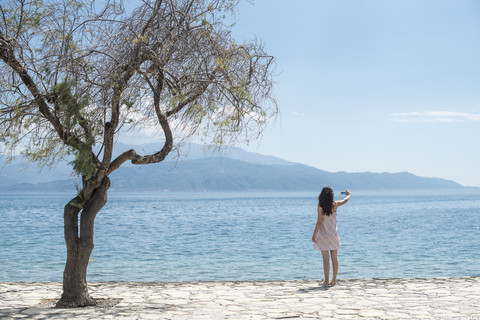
314, 210, 340, 251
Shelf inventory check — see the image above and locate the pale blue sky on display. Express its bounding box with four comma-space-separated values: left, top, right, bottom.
230, 0, 480, 187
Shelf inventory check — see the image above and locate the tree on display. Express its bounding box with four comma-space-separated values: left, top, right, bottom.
0, 0, 277, 307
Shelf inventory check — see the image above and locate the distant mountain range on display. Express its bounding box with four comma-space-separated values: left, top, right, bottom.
0, 142, 464, 192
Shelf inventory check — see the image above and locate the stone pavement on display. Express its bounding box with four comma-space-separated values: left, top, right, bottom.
0, 277, 479, 319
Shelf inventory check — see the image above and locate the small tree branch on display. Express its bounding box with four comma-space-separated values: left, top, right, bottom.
0, 33, 87, 152
166, 75, 214, 117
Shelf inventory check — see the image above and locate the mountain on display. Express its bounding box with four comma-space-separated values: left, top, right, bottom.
0, 158, 73, 185
106, 157, 461, 191
114, 142, 292, 166
0, 143, 464, 192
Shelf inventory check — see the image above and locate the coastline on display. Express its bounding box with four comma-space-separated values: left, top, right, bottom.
1, 276, 479, 319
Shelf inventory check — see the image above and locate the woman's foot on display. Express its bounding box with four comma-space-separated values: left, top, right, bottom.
330, 280, 337, 286
321, 281, 330, 287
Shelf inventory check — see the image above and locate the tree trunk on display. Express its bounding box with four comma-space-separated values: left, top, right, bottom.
56, 177, 110, 308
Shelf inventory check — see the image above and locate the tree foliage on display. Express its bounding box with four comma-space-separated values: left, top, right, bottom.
0, 0, 277, 307
0, 0, 277, 181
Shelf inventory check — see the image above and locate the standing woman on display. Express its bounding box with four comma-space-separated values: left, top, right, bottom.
312, 187, 351, 286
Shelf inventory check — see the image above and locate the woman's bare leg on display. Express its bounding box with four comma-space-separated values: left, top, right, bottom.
321, 250, 330, 286
330, 250, 338, 285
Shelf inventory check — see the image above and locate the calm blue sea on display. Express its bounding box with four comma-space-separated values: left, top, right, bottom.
0, 189, 479, 282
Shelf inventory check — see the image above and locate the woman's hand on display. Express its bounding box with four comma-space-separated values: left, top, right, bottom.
336, 190, 351, 206
312, 234, 316, 242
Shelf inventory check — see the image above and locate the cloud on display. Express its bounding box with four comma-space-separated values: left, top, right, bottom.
390, 111, 480, 123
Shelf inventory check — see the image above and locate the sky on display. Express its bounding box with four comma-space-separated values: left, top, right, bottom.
225, 0, 480, 187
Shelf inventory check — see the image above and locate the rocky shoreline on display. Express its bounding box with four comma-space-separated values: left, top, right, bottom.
1, 276, 479, 319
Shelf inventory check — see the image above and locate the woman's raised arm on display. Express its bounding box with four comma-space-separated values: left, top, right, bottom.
336, 189, 351, 207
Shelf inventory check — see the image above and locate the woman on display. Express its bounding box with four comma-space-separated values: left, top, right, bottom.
312, 187, 351, 286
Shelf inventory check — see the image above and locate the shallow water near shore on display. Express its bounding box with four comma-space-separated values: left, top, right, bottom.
1, 189, 479, 281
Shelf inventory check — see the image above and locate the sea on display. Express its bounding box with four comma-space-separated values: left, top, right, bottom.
0, 189, 479, 282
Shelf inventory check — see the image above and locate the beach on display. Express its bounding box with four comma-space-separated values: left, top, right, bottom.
1, 276, 479, 319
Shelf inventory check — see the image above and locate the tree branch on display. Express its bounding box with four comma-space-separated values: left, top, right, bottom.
0, 32, 87, 151
166, 74, 214, 117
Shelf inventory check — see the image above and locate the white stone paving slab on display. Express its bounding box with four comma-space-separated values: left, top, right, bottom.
0, 277, 478, 319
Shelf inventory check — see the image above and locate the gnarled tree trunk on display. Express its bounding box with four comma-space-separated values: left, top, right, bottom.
56, 177, 110, 307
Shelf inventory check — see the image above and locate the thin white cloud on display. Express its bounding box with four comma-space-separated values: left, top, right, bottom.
390, 111, 480, 123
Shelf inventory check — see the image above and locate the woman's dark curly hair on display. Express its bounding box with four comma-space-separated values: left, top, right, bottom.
318, 186, 334, 216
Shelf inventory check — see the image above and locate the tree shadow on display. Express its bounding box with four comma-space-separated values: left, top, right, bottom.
36, 297, 123, 309
298, 285, 331, 293
0, 297, 180, 319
